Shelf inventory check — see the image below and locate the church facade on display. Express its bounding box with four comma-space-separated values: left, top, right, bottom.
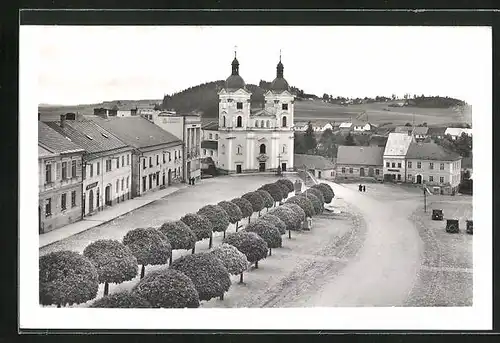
217, 54, 295, 174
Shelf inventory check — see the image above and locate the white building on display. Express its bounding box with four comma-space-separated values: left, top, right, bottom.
217, 53, 295, 174
201, 121, 219, 165
445, 127, 472, 140
383, 132, 414, 182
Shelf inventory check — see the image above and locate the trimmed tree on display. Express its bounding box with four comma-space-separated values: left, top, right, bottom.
277, 178, 294, 194
39, 250, 99, 307
242, 192, 265, 218
282, 203, 306, 226
198, 204, 230, 246
245, 221, 282, 256
83, 239, 138, 296
171, 253, 231, 301
180, 213, 213, 253
223, 231, 268, 269
218, 200, 243, 232
312, 183, 335, 204
256, 189, 274, 212
274, 181, 291, 202
122, 228, 172, 279
231, 198, 254, 229
89, 291, 150, 308
270, 206, 302, 239
133, 269, 200, 308
158, 221, 197, 264
286, 195, 315, 218
259, 183, 283, 206
260, 214, 287, 235
307, 187, 325, 209
301, 193, 322, 215
210, 243, 249, 284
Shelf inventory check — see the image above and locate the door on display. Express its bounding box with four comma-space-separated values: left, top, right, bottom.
282, 163, 287, 172
168, 169, 172, 186
156, 172, 160, 186
259, 163, 266, 172
162, 172, 166, 186
416, 175, 422, 184
105, 185, 111, 206
368, 167, 374, 177
96, 188, 100, 209
236, 164, 242, 174
149, 174, 152, 189
89, 190, 94, 213
360, 168, 365, 177
142, 176, 147, 192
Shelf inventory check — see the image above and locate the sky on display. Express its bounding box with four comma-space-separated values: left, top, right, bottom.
26, 25, 491, 106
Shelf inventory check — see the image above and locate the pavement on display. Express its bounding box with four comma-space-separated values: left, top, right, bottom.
39, 184, 187, 248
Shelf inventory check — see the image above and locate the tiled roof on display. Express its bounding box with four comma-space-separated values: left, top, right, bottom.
336, 146, 384, 166
294, 154, 335, 170
89, 116, 182, 149
201, 141, 218, 150
202, 121, 219, 131
412, 126, 429, 135
384, 133, 413, 156
38, 145, 53, 158
406, 142, 462, 161
427, 127, 447, 136
45, 118, 129, 155
38, 121, 84, 154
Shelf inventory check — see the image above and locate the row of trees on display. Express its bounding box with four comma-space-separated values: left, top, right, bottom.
294, 123, 360, 157
39, 179, 335, 309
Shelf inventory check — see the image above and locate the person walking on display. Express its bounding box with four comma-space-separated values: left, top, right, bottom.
358, 184, 362, 192
363, 185, 366, 192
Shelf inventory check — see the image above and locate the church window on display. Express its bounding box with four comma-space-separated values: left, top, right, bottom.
215, 134, 218, 140
254, 120, 258, 127
209, 133, 213, 140
260, 144, 266, 154
282, 144, 287, 153
236, 116, 242, 128
236, 145, 243, 155
260, 120, 264, 128
282, 103, 288, 110
237, 102, 243, 109
282, 116, 287, 127
222, 116, 226, 127
266, 120, 270, 128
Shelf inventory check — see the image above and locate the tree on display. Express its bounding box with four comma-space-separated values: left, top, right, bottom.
83, 239, 138, 296
286, 195, 315, 218
259, 183, 284, 206
171, 253, 231, 301
307, 188, 325, 210
210, 243, 249, 283
276, 178, 294, 194
259, 214, 287, 236
245, 220, 282, 256
300, 193, 322, 215
454, 132, 472, 157
39, 251, 99, 307
344, 132, 356, 146
303, 121, 318, 153
242, 192, 265, 218
158, 221, 197, 262
274, 181, 291, 201
133, 269, 200, 308
322, 93, 329, 101
256, 189, 274, 212
311, 183, 335, 204
282, 203, 306, 225
122, 228, 172, 279
180, 213, 213, 253
294, 132, 308, 154
198, 204, 230, 247
230, 198, 254, 228
319, 128, 336, 158
269, 206, 302, 238
89, 291, 150, 308
405, 122, 412, 126
223, 231, 268, 269
217, 200, 243, 232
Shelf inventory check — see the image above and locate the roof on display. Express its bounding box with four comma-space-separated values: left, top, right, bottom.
336, 146, 384, 166
38, 121, 84, 154
202, 121, 219, 131
384, 133, 414, 156
369, 135, 388, 147
395, 126, 414, 133
339, 122, 352, 128
270, 77, 290, 93
45, 118, 129, 157
412, 126, 429, 135
406, 142, 462, 161
427, 127, 447, 136
445, 127, 470, 137
89, 116, 182, 149
294, 154, 335, 170
225, 74, 246, 91
201, 141, 218, 150
38, 145, 53, 158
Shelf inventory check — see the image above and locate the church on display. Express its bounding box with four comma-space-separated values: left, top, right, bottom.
217, 53, 295, 174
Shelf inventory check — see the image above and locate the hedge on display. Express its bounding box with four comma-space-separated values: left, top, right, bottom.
242, 192, 265, 215
89, 291, 150, 308
274, 181, 291, 200
171, 253, 231, 301
258, 183, 283, 204
133, 269, 200, 308
260, 214, 287, 235
231, 198, 254, 226
210, 243, 248, 283
276, 178, 294, 193
83, 239, 138, 296
180, 213, 213, 253
158, 220, 197, 257
245, 220, 282, 255
122, 227, 172, 279
217, 200, 243, 227
301, 193, 322, 215
198, 204, 230, 246
223, 231, 268, 268
312, 183, 335, 204
286, 195, 315, 218
256, 189, 274, 211
39, 250, 99, 307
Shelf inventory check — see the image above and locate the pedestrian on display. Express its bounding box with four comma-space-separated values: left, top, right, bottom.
363, 185, 366, 192
358, 184, 362, 192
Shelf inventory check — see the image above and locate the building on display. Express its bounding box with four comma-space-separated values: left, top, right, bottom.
94, 105, 138, 118
394, 126, 414, 135
217, 53, 295, 174
46, 114, 133, 216
445, 127, 472, 140
294, 154, 336, 180
351, 119, 373, 133
339, 122, 353, 134
90, 116, 183, 197
38, 121, 85, 233
383, 132, 414, 182
412, 126, 429, 140
201, 121, 219, 165
405, 142, 462, 194
427, 127, 447, 140
336, 146, 384, 181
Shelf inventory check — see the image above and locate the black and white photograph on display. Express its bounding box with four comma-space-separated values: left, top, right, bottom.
19, 22, 491, 331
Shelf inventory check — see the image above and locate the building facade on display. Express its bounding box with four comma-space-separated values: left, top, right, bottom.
38, 122, 84, 233
201, 121, 219, 165
217, 53, 295, 174
336, 146, 384, 181
383, 132, 414, 182
294, 154, 336, 180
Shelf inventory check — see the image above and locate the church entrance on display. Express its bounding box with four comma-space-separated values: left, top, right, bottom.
236, 164, 242, 174
281, 163, 287, 172
416, 175, 422, 184
259, 163, 266, 172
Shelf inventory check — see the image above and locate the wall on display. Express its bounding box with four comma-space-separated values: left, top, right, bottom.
383, 157, 407, 182
313, 168, 335, 180
336, 164, 383, 180
405, 158, 462, 191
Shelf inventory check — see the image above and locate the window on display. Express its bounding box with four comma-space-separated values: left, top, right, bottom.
71, 160, 76, 178
122, 156, 124, 167
157, 155, 159, 165
375, 169, 380, 175
397, 174, 401, 181
236, 116, 242, 128
106, 160, 112, 172
116, 180, 119, 193
89, 163, 94, 178
215, 134, 218, 140
429, 162, 434, 170
45, 198, 51, 217
440, 176, 444, 183
121, 178, 124, 191
282, 116, 287, 127
236, 145, 242, 155
254, 120, 258, 127
261, 120, 265, 128
209, 133, 213, 139
71, 191, 76, 207
385, 162, 389, 167
349, 168, 353, 174
163, 154, 166, 163
282, 144, 287, 153
282, 103, 288, 110
266, 120, 270, 128
210, 150, 214, 156
274, 100, 279, 104
397, 162, 402, 168
408, 174, 412, 181
142, 159, 146, 169
61, 193, 67, 210
149, 157, 152, 167
97, 162, 100, 175
127, 154, 130, 165
168, 152, 172, 162
417, 161, 421, 169
259, 144, 266, 154
127, 176, 129, 189
116, 158, 119, 169
408, 161, 412, 168
392, 162, 395, 168
237, 102, 243, 109
222, 116, 226, 127
440, 163, 444, 170
429, 175, 434, 182
342, 167, 346, 173
62, 162, 67, 179
174, 151, 177, 159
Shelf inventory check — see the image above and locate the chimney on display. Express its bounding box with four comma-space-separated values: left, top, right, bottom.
60, 114, 66, 128
65, 112, 76, 120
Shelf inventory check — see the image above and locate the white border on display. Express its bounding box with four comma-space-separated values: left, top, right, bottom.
20, 25, 492, 331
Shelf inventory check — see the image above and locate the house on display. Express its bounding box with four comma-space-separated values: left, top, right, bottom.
405, 142, 462, 194
200, 121, 219, 165
351, 119, 373, 132
394, 126, 414, 135
336, 146, 384, 181
339, 122, 353, 134
293, 154, 336, 180
46, 114, 133, 216
383, 132, 414, 182
427, 127, 447, 140
412, 126, 429, 140
445, 127, 472, 140
94, 105, 138, 117
369, 135, 388, 147
322, 123, 334, 131
90, 116, 183, 197
38, 121, 85, 233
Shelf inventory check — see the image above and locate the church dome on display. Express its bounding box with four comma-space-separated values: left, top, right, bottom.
270, 56, 289, 93
225, 55, 246, 91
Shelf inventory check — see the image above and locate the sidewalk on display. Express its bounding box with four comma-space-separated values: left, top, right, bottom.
39, 184, 187, 248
